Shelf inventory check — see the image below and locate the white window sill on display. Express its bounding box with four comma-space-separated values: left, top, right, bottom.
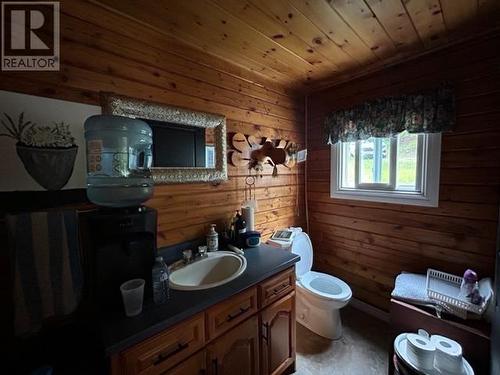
330, 188, 439, 207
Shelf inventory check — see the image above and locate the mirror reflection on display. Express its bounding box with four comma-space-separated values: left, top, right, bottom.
144, 119, 215, 168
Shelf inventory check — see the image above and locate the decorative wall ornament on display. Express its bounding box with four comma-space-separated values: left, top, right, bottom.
0, 90, 101, 191
228, 132, 297, 177
324, 84, 455, 145
102, 93, 227, 184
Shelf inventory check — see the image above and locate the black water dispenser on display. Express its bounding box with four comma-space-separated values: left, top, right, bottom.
80, 207, 157, 312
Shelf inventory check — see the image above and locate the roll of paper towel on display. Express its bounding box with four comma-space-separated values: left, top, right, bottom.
431, 335, 463, 373
242, 206, 255, 231
406, 333, 436, 371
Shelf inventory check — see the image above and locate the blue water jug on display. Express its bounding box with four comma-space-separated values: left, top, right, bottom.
84, 115, 153, 207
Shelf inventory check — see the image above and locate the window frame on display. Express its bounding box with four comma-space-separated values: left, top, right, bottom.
354, 136, 398, 190
330, 133, 441, 207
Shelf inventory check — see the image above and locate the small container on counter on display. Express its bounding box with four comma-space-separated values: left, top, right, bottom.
207, 224, 219, 251
241, 231, 261, 248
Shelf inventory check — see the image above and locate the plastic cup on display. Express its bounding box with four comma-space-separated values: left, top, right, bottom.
120, 279, 145, 317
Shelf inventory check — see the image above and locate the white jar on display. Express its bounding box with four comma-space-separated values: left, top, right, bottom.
207, 224, 218, 251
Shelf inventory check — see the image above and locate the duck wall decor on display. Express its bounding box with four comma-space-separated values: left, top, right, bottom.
228, 132, 297, 177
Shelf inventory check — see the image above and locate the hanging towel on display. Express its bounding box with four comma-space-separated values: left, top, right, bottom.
6, 210, 83, 337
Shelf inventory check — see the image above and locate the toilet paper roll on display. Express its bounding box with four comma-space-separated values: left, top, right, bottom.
431, 335, 463, 373
406, 333, 436, 371
242, 206, 255, 231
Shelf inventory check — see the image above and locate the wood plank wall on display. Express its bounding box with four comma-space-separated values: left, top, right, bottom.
0, 1, 305, 248
306, 33, 500, 311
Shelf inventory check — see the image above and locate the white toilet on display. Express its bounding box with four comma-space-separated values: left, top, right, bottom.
290, 231, 352, 340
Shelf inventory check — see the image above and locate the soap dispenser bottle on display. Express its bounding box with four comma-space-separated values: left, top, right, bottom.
207, 224, 219, 252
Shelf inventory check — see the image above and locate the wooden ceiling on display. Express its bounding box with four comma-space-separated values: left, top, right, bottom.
92, 0, 500, 92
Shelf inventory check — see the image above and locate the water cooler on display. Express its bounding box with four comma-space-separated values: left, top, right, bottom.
81, 115, 158, 312
80, 207, 157, 312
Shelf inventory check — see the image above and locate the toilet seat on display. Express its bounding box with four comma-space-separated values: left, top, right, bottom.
298, 271, 352, 302
290, 232, 352, 302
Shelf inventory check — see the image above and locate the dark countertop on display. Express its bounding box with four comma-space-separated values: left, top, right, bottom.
99, 244, 299, 355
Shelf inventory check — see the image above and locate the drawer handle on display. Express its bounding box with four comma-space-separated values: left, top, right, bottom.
226, 305, 251, 322
153, 342, 189, 366
272, 282, 290, 295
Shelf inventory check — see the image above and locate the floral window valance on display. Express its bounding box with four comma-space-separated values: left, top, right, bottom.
324, 85, 455, 145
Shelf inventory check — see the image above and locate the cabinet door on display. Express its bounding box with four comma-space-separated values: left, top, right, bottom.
164, 350, 206, 375
261, 292, 295, 375
207, 315, 259, 375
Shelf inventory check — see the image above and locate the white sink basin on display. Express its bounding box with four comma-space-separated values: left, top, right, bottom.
169, 251, 247, 290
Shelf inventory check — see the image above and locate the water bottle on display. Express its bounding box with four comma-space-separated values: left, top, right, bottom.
84, 115, 154, 208
152, 256, 170, 304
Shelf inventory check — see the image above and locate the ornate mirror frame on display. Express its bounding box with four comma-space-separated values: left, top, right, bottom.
101, 93, 227, 184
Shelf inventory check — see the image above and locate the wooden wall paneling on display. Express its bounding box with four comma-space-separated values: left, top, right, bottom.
311, 222, 494, 274
151, 184, 303, 220
0, 1, 305, 249
93, 0, 312, 83
306, 199, 497, 239
66, 1, 293, 96
306, 35, 500, 311
308, 211, 495, 255
59, 39, 298, 122
6, 64, 299, 132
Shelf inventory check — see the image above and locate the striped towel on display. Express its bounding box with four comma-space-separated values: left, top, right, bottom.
6, 210, 83, 337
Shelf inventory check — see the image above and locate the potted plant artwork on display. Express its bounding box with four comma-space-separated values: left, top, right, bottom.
0, 112, 78, 190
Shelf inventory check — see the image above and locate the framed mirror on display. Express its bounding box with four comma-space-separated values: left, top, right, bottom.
101, 93, 227, 184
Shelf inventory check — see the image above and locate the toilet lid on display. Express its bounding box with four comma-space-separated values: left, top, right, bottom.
291, 232, 313, 277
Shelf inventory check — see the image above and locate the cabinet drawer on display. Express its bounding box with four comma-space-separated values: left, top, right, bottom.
119, 313, 205, 375
259, 267, 295, 308
206, 287, 258, 340
163, 350, 206, 375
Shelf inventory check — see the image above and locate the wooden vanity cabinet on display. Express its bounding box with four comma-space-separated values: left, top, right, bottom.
112, 313, 205, 375
258, 267, 295, 308
110, 267, 296, 375
207, 315, 260, 375
206, 287, 258, 340
163, 350, 206, 375
261, 293, 296, 375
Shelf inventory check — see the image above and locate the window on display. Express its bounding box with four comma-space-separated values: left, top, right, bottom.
331, 131, 441, 206
205, 145, 215, 168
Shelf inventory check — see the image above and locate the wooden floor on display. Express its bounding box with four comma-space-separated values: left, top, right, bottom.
295, 306, 390, 375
